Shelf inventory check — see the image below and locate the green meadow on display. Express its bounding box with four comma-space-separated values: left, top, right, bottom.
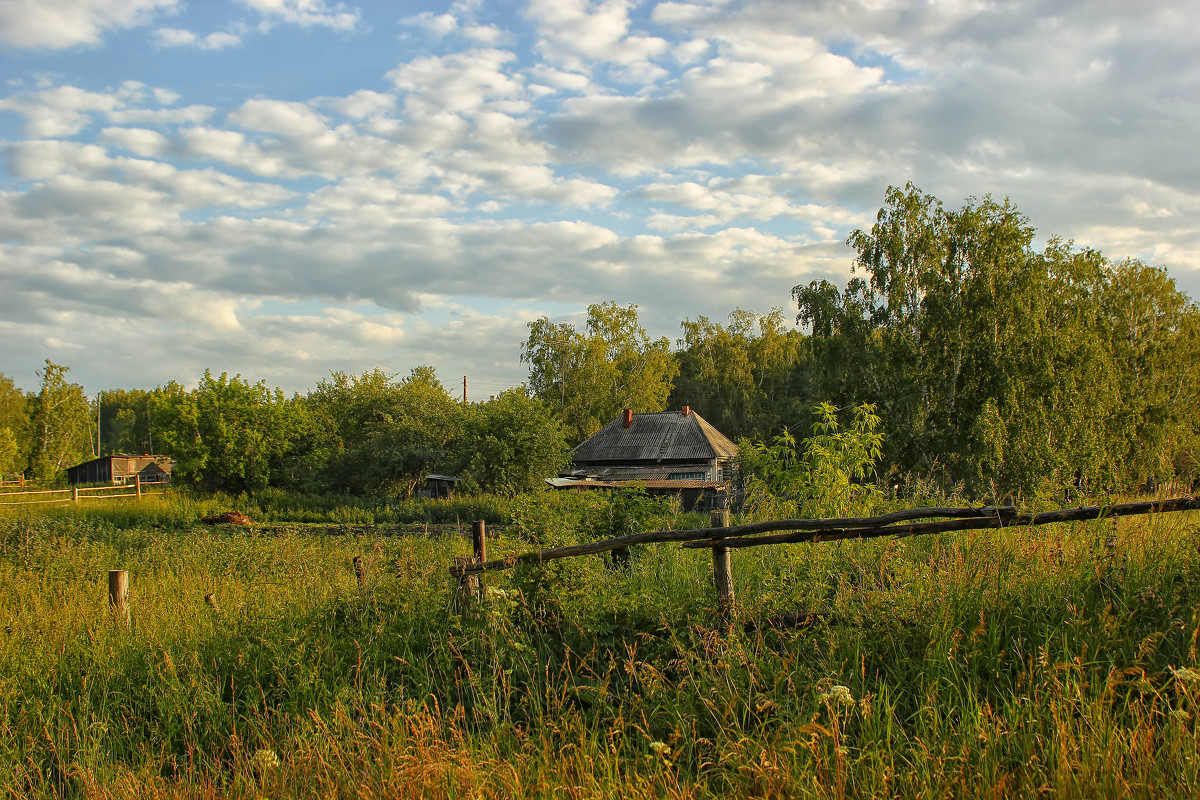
2, 490, 1200, 799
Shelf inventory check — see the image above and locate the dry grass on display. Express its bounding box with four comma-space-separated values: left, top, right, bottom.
2, 493, 1199, 798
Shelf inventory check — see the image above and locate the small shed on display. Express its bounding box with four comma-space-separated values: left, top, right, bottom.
423, 474, 461, 500
66, 455, 174, 485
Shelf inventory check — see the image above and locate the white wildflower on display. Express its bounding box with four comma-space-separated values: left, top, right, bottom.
819, 685, 854, 707
250, 748, 280, 772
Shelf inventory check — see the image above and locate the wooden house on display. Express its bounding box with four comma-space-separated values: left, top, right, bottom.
549, 407, 738, 509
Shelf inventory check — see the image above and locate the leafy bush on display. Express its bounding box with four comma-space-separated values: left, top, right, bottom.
739, 402, 884, 519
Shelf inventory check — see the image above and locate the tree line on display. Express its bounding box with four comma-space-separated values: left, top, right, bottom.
0, 364, 571, 495
2, 185, 1195, 498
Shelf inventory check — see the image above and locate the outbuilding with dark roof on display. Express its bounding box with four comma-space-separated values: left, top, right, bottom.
552, 406, 738, 509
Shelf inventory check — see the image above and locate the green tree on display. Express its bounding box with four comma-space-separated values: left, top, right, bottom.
27, 360, 94, 480
151, 372, 303, 491
304, 366, 465, 496
0, 427, 19, 477
459, 388, 571, 494
0, 374, 30, 476
523, 301, 679, 442
672, 308, 809, 440
98, 389, 155, 454
794, 184, 1200, 496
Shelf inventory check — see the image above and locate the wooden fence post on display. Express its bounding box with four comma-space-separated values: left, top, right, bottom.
710, 508, 735, 630
109, 569, 130, 627
454, 521, 488, 612
135, 474, 142, 499
72, 487, 79, 504
471, 520, 487, 601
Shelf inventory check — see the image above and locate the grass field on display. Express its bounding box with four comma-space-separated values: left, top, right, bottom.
2, 491, 1199, 798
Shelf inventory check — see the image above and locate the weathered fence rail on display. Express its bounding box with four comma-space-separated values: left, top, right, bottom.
449, 497, 1200, 626
0, 476, 161, 506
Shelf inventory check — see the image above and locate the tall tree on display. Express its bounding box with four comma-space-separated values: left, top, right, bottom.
672, 308, 809, 440
98, 389, 156, 455
0, 374, 30, 477
304, 366, 465, 496
27, 360, 94, 480
794, 184, 1199, 496
523, 301, 679, 442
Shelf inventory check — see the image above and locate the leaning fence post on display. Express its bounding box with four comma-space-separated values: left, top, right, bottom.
710, 508, 735, 630
108, 569, 130, 627
471, 520, 486, 601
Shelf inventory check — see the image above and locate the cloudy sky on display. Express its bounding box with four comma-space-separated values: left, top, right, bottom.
2, 0, 1198, 398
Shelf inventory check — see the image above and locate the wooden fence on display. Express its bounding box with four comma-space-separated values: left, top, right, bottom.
450, 497, 1200, 626
0, 476, 159, 507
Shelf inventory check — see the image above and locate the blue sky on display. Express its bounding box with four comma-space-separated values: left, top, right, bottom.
2, 0, 1199, 398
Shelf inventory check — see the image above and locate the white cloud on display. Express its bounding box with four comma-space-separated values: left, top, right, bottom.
229, 98, 330, 138
0, 84, 127, 137
403, 11, 458, 37
151, 27, 196, 47
97, 126, 170, 156
525, 0, 670, 73
388, 48, 526, 115
236, 0, 359, 31
323, 90, 396, 119
0, 0, 181, 50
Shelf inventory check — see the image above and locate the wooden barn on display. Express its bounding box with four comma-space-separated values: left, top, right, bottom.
66, 455, 174, 486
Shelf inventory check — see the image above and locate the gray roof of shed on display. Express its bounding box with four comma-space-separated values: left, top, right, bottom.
571, 410, 738, 465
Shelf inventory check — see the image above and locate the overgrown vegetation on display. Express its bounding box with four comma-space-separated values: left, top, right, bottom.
2, 490, 1199, 798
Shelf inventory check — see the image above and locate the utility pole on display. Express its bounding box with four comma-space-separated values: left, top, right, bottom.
96, 392, 101, 457
463, 375, 467, 405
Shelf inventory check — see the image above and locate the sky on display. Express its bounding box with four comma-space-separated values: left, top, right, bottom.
2, 0, 1199, 399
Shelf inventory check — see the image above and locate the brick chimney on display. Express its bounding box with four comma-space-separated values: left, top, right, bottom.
622, 408, 633, 428
681, 405, 691, 416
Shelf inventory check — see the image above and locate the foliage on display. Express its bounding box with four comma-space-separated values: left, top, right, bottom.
740, 402, 884, 519
98, 388, 156, 455
306, 366, 465, 497
26, 360, 94, 480
522, 301, 679, 443
458, 388, 571, 494
150, 371, 303, 492
794, 183, 1200, 497
0, 375, 30, 476
0, 427, 19, 477
671, 308, 810, 441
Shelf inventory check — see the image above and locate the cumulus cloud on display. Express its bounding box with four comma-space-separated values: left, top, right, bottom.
0, 0, 181, 50
236, 0, 359, 31
2, 0, 1199, 395
152, 27, 241, 49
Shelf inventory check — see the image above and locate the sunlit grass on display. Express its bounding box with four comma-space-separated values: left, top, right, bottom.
1, 492, 1199, 798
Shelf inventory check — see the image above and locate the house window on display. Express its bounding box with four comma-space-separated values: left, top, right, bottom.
668, 472, 706, 480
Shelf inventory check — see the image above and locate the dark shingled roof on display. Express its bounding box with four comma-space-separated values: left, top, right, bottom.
571, 410, 738, 465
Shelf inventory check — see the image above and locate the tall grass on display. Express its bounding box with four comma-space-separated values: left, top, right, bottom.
1, 495, 1199, 798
